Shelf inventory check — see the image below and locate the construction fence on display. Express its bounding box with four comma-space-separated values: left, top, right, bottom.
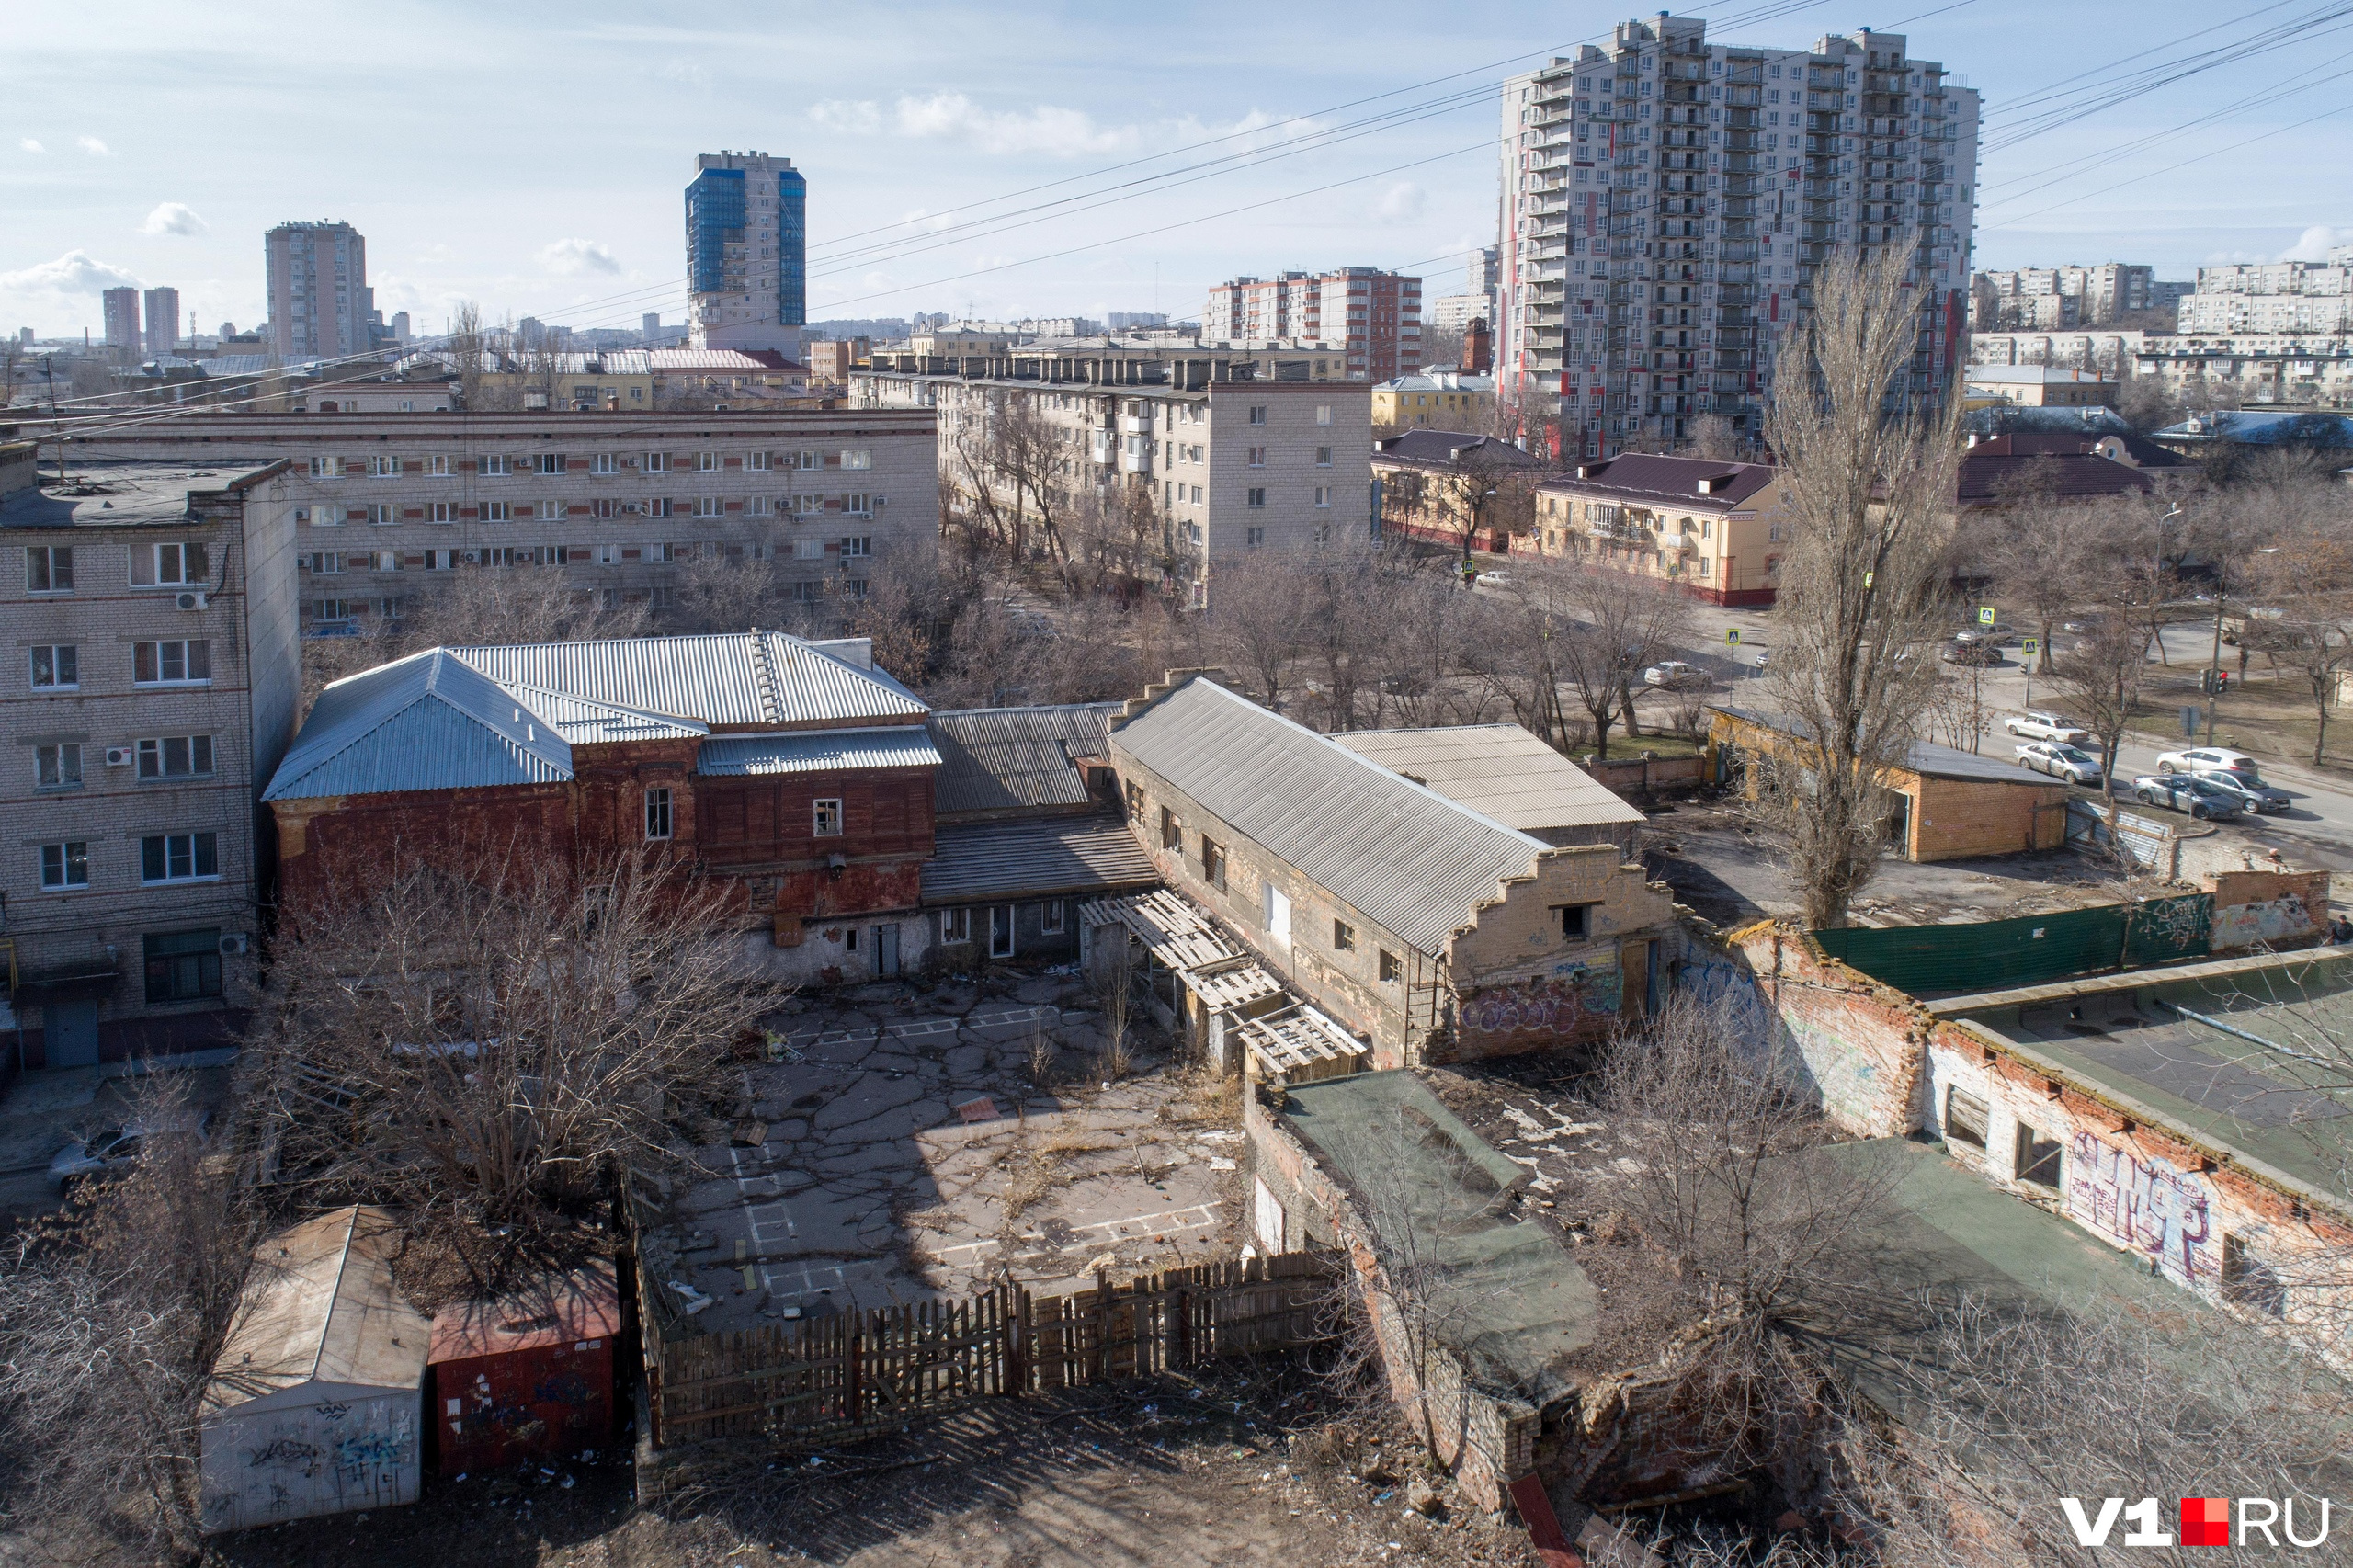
634, 1247, 1337, 1453
1813, 892, 2212, 996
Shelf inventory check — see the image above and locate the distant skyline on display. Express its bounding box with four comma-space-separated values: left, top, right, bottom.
5, 0, 2349, 343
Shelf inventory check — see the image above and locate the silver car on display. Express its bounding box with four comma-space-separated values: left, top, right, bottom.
2191, 769, 2291, 813
2015, 742, 2103, 786
46, 1111, 212, 1193
2131, 774, 2244, 821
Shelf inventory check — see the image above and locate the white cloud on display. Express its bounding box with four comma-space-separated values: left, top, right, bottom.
899, 207, 959, 233
1375, 182, 1427, 225
76, 135, 110, 156
656, 59, 709, 88
540, 237, 620, 276
0, 250, 141, 294
20, 139, 44, 153
809, 99, 883, 135
893, 92, 1138, 157
2279, 225, 2349, 262
142, 202, 207, 237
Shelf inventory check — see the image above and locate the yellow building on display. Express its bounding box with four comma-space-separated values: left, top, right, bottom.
1372, 371, 1495, 431
1529, 452, 1790, 607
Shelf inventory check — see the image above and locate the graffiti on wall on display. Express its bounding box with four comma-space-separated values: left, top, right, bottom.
1674, 959, 1772, 1045
2064, 1131, 2212, 1283
2211, 894, 2319, 953
1467, 964, 1621, 1035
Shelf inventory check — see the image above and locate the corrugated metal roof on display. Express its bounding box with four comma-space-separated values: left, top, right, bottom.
928, 703, 1119, 814
922, 816, 1159, 904
698, 726, 941, 777
510, 685, 710, 744
204, 1206, 428, 1413
449, 631, 927, 728
264, 649, 573, 801
1711, 705, 2065, 787
1113, 679, 1550, 955
1332, 725, 1644, 833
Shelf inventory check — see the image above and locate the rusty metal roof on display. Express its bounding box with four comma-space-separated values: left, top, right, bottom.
921, 816, 1158, 904
927, 703, 1119, 814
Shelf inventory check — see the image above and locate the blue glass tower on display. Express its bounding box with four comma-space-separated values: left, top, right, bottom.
685, 152, 804, 350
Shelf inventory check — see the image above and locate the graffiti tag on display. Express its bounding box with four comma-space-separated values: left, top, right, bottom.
2064, 1131, 2211, 1282
1468, 966, 1622, 1035
246, 1438, 323, 1473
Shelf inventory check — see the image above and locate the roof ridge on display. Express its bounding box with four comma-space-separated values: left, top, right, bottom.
310, 1205, 361, 1386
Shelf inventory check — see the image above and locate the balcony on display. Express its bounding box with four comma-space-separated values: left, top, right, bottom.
1120, 415, 1154, 435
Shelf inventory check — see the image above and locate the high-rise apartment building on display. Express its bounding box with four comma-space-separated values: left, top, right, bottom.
1969, 264, 2162, 331
143, 287, 180, 358
687, 151, 806, 355
102, 287, 142, 360
265, 222, 375, 362
1498, 17, 1979, 459
2175, 248, 2353, 334
1203, 268, 1422, 381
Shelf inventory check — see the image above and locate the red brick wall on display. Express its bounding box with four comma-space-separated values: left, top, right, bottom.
1910, 772, 2069, 861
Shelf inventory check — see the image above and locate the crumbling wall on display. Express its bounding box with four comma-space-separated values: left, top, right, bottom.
2205, 869, 2331, 953
1448, 846, 1677, 1062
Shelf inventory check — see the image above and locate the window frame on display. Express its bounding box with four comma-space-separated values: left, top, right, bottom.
139, 831, 220, 884
813, 798, 845, 837
27, 545, 74, 594
939, 906, 972, 944
644, 786, 675, 841
143, 928, 222, 1005
40, 840, 90, 891
136, 735, 214, 781
133, 639, 211, 687
1040, 899, 1066, 937
30, 644, 79, 691
1200, 835, 1227, 890
1333, 918, 1357, 952
1944, 1085, 1989, 1151
35, 742, 83, 790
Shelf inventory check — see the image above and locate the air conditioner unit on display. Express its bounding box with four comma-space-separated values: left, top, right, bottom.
218, 933, 250, 956
175, 590, 209, 611
293, 507, 309, 523
104, 746, 134, 768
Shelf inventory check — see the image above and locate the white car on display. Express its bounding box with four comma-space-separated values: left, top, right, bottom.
2154, 746, 2260, 780
1643, 661, 1710, 690
2003, 711, 2092, 745
2015, 742, 2104, 786
1473, 570, 1512, 588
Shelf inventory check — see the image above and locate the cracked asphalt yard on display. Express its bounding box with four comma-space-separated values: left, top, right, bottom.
641, 971, 1246, 1333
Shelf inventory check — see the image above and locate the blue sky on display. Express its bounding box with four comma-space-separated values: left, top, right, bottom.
4, 0, 2348, 341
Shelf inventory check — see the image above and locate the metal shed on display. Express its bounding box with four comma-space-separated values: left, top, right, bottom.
427, 1261, 620, 1475
199, 1206, 429, 1534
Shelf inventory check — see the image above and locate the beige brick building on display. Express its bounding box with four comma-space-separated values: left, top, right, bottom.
46, 409, 939, 632
2, 456, 300, 1067
852, 370, 1370, 606
1108, 674, 1673, 1067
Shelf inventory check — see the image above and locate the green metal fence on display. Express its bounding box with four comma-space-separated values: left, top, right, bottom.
1813, 893, 2211, 996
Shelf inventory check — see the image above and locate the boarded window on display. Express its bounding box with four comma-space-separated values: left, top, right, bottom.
1945, 1086, 1989, 1151
1201, 836, 1226, 890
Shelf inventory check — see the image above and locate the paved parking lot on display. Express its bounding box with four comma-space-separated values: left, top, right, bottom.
646, 973, 1245, 1333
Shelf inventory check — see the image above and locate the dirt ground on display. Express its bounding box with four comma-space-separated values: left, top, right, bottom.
194, 1369, 1547, 1568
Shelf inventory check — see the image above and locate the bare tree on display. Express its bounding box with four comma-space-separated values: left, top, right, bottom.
1508, 562, 1694, 758
1428, 438, 1542, 574
448, 301, 487, 410
1756, 247, 1961, 928
251, 846, 770, 1275
1206, 553, 1308, 710
665, 546, 780, 635
2244, 524, 2353, 765
1972, 460, 2104, 675
402, 563, 652, 652
2047, 610, 2152, 800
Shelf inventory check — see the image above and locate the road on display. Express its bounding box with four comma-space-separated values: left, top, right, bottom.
1474, 585, 2353, 877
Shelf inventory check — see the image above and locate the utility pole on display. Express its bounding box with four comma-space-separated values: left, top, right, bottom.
2204, 555, 2226, 745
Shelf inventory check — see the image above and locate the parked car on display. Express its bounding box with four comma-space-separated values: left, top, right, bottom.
2131, 774, 2244, 820
2154, 746, 2261, 780
1643, 660, 1711, 690
2190, 769, 2291, 813
1953, 620, 2015, 644
47, 1111, 213, 1194
1473, 570, 1513, 588
2016, 743, 2104, 786
1941, 640, 2004, 666
2002, 711, 2093, 744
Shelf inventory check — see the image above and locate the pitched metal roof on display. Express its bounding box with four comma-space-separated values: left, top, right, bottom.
1538, 451, 1779, 509
698, 726, 941, 778
1710, 704, 2065, 787
1957, 450, 2154, 505
1332, 724, 1644, 832
1112, 678, 1551, 954
508, 685, 710, 744
205, 1206, 428, 1413
921, 816, 1159, 904
1372, 429, 1546, 468
263, 648, 573, 801
927, 703, 1120, 814
448, 631, 928, 728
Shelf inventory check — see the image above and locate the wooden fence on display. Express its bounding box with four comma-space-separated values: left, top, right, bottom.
641, 1253, 1336, 1451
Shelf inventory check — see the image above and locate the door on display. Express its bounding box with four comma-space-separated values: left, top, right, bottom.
874, 924, 901, 978
989, 905, 1016, 960
44, 1000, 99, 1069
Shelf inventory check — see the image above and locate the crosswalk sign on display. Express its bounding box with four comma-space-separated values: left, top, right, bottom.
2022, 637, 2040, 657
1726, 628, 1741, 646
1978, 606, 1996, 626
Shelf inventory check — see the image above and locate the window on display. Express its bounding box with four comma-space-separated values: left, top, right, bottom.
647, 497, 673, 517
696, 450, 719, 472
840, 449, 872, 470
644, 786, 674, 840
369, 455, 400, 477
1333, 919, 1356, 952
307, 456, 345, 477
747, 450, 771, 472
2222, 1233, 2286, 1317
591, 498, 619, 519
1247, 487, 1267, 508
2014, 1122, 2063, 1188
1201, 836, 1226, 890
1160, 807, 1181, 851
134, 640, 210, 686
138, 541, 210, 586
1314, 486, 1332, 508
1314, 446, 1332, 467
40, 841, 89, 890
591, 452, 617, 474
841, 536, 871, 557
813, 798, 844, 836
643, 451, 669, 472
791, 581, 823, 603
1246, 528, 1265, 548
536, 452, 563, 475
428, 502, 456, 524
27, 546, 73, 593
367, 504, 396, 526
1248, 405, 1267, 426
140, 832, 219, 883
481, 500, 511, 522
1379, 949, 1402, 983
1556, 903, 1591, 940
745, 494, 770, 517
795, 537, 825, 560
426, 454, 453, 477
136, 736, 213, 779
30, 644, 78, 689
844, 494, 872, 516
36, 743, 81, 790
1944, 1086, 1989, 1151
988, 904, 1016, 959
144, 929, 222, 1004
939, 907, 972, 944
1247, 446, 1267, 466
795, 449, 820, 470
1124, 781, 1144, 820
313, 598, 355, 620
693, 496, 722, 517
1264, 882, 1291, 946
1040, 899, 1065, 936
1315, 404, 1332, 426
479, 454, 511, 476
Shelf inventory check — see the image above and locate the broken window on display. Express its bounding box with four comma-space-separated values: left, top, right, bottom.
2014, 1122, 2063, 1188
2222, 1233, 2286, 1317
1333, 919, 1356, 952
1040, 900, 1065, 936
989, 904, 1016, 959
1944, 1086, 1989, 1151
1201, 836, 1226, 890
813, 798, 844, 837
939, 907, 971, 944
1379, 949, 1402, 983
644, 787, 674, 841
1124, 780, 1144, 821
1160, 807, 1182, 851
1555, 903, 1593, 940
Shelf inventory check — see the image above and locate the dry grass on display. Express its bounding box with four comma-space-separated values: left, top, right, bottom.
1163, 1065, 1238, 1129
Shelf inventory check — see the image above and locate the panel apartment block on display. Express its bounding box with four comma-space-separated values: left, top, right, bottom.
266, 222, 375, 362
1203, 268, 1423, 381
51, 410, 939, 631
1498, 16, 1979, 460
852, 370, 1370, 606
2, 460, 300, 1067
